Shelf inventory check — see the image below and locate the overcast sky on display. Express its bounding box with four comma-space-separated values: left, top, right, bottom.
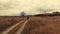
0, 0, 60, 16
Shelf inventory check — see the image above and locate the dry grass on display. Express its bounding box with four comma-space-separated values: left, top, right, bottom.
0, 16, 60, 34
0, 16, 26, 32
22, 16, 60, 34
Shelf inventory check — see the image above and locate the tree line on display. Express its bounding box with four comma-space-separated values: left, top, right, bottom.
35, 11, 60, 16
21, 11, 60, 16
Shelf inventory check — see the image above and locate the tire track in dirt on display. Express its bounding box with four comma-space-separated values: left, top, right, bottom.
0, 19, 26, 34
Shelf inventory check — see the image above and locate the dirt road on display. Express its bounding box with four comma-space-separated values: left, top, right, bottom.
0, 18, 30, 34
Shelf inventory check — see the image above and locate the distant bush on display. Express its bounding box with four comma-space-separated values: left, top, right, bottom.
21, 12, 26, 16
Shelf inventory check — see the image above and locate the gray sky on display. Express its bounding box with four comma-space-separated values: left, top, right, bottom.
0, 0, 60, 16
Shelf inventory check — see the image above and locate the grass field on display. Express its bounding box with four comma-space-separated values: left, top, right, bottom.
0, 16, 60, 34
22, 16, 60, 34
0, 16, 26, 32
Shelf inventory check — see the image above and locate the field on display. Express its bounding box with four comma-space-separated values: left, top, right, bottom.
22, 16, 60, 34
0, 16, 60, 34
0, 16, 26, 32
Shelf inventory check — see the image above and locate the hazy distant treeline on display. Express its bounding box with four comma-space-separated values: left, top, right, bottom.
34, 12, 60, 16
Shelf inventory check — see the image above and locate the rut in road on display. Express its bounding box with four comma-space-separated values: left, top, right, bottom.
16, 19, 30, 34
0, 19, 26, 34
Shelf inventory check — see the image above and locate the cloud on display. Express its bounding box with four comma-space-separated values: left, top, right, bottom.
36, 7, 56, 12
0, 0, 21, 10
0, 0, 60, 16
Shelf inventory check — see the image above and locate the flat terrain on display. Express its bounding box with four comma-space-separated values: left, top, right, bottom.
0, 16, 60, 34
0, 16, 26, 32
22, 16, 60, 34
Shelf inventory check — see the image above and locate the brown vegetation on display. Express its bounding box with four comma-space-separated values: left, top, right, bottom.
0, 16, 60, 34
22, 16, 60, 34
0, 16, 25, 32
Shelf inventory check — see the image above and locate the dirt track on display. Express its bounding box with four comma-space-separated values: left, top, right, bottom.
0, 18, 29, 34
0, 16, 60, 34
